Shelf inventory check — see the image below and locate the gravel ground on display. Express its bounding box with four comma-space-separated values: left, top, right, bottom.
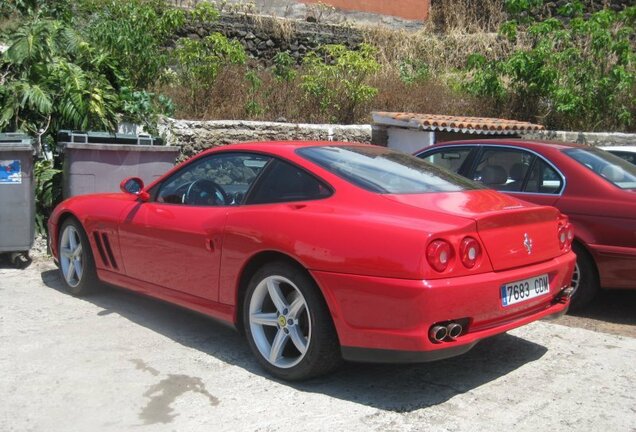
1, 257, 635, 432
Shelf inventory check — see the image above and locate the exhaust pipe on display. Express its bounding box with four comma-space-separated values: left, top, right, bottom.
429, 325, 448, 343
447, 322, 463, 340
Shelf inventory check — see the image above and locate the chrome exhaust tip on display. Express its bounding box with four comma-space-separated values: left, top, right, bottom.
557, 286, 575, 303
447, 322, 463, 340
429, 325, 448, 343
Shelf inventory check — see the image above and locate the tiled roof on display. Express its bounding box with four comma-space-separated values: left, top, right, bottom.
372, 112, 544, 135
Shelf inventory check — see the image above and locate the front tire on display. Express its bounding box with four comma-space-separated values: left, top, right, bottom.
58, 218, 100, 296
569, 243, 599, 310
243, 261, 342, 380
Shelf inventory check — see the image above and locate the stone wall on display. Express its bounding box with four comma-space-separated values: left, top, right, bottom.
159, 117, 635, 160
176, 12, 364, 64
523, 130, 636, 147
158, 117, 385, 160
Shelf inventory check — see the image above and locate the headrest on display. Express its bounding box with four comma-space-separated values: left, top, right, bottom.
481, 165, 507, 185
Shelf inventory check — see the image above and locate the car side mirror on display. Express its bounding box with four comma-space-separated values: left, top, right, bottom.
120, 177, 149, 201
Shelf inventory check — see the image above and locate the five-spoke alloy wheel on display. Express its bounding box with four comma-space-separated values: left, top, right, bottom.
58, 218, 99, 296
243, 262, 341, 380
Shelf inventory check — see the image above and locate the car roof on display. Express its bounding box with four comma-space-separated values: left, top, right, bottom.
600, 146, 636, 152
425, 138, 587, 152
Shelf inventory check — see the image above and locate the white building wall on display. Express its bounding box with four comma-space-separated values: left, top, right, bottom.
387, 127, 435, 154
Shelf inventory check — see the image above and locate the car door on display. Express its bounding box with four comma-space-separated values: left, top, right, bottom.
117, 152, 271, 301
469, 146, 564, 207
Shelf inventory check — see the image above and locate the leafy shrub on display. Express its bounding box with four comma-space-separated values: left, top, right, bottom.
0, 18, 121, 142
172, 33, 247, 116
80, 0, 185, 89
464, 7, 636, 131
301, 44, 380, 123
398, 59, 430, 85
34, 159, 62, 234
244, 70, 264, 117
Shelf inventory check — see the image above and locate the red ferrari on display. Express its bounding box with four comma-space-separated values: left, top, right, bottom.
49, 141, 575, 380
417, 139, 636, 310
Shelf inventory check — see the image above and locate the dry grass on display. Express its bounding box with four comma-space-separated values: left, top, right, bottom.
160, 61, 513, 125
160, 0, 539, 125
363, 26, 516, 74
428, 0, 508, 33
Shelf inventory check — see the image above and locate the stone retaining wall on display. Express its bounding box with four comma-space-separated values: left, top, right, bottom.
158, 118, 385, 160
159, 117, 635, 160
176, 13, 364, 65
524, 130, 635, 146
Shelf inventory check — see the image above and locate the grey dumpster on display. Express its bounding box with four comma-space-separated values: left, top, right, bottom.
0, 133, 35, 267
58, 131, 179, 198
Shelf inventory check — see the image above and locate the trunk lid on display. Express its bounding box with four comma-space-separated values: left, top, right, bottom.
384, 190, 563, 271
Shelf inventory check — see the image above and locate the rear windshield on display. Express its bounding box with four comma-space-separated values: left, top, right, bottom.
297, 145, 483, 194
563, 147, 636, 190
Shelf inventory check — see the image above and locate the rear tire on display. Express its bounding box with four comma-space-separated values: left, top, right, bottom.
58, 218, 100, 296
569, 243, 599, 311
243, 261, 342, 381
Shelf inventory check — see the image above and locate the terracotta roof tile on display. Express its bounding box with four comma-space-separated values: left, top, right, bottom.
372, 112, 544, 135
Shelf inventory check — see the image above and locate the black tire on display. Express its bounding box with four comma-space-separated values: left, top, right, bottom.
57, 218, 100, 296
569, 242, 599, 311
243, 261, 342, 381
11, 252, 32, 269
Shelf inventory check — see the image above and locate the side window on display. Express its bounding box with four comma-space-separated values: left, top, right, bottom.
155, 153, 271, 206
613, 151, 636, 165
524, 159, 563, 194
418, 147, 473, 174
247, 160, 332, 204
474, 148, 533, 191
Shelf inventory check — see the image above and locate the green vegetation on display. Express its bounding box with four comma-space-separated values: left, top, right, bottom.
1, 0, 634, 137
301, 44, 380, 123
33, 159, 62, 234
172, 33, 247, 116
466, 6, 635, 131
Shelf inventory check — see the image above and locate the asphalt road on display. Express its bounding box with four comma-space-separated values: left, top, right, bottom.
1, 258, 635, 432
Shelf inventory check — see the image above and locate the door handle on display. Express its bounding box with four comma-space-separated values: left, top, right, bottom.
205, 238, 215, 252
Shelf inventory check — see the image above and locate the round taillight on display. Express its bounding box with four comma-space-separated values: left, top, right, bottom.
558, 223, 574, 250
460, 237, 481, 269
427, 240, 453, 273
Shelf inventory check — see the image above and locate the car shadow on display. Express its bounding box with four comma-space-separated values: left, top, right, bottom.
568, 289, 636, 326
41, 268, 547, 413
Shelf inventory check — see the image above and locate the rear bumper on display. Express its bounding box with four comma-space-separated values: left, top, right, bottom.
341, 305, 567, 363
312, 251, 575, 363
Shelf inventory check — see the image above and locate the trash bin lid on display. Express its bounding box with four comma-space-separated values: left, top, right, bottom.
57, 130, 163, 146
0, 133, 34, 151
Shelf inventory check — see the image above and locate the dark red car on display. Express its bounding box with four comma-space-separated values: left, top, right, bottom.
49, 141, 575, 380
417, 139, 636, 309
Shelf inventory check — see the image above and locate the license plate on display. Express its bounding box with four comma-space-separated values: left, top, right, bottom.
501, 274, 550, 307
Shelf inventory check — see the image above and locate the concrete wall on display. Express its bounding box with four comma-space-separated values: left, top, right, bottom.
300, 0, 429, 21
172, 1, 423, 29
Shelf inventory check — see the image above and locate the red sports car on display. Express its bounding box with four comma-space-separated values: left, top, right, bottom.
49, 141, 575, 380
417, 139, 636, 310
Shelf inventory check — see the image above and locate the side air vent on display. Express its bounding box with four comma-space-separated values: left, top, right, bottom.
101, 233, 118, 270
93, 232, 109, 267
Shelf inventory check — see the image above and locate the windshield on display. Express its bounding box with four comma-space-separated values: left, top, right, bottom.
563, 147, 636, 190
297, 145, 483, 194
